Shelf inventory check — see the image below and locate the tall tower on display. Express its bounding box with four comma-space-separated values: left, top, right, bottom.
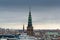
27, 8, 33, 36
23, 24, 24, 32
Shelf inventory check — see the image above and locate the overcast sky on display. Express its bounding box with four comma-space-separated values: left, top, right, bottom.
0, 0, 60, 29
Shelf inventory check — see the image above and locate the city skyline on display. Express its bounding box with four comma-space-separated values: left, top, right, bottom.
0, 0, 60, 29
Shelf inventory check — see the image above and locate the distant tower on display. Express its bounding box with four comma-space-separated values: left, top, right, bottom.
27, 7, 33, 36
23, 24, 24, 32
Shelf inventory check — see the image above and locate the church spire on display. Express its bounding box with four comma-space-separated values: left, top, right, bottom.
28, 7, 32, 27
27, 6, 33, 36
27, 0, 33, 36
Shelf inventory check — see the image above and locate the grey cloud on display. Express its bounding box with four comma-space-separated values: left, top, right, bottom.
0, 0, 60, 24
0, 0, 60, 7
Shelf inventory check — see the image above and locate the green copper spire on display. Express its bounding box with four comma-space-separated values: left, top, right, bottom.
28, 8, 32, 27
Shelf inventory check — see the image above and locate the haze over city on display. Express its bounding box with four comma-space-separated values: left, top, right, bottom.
0, 0, 60, 29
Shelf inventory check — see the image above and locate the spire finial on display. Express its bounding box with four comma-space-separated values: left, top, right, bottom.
28, 0, 31, 13
29, 5, 31, 13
